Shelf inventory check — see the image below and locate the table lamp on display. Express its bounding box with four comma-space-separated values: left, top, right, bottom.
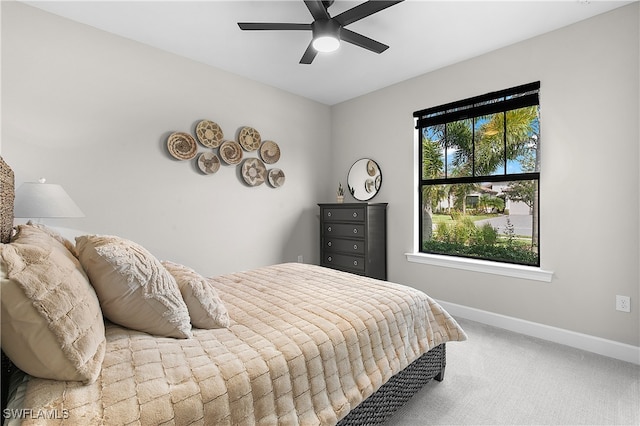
14, 178, 84, 221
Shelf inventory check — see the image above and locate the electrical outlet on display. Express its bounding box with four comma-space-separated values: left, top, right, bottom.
297, 255, 304, 263
616, 295, 630, 313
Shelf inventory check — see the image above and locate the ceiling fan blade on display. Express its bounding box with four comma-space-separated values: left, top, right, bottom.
341, 28, 389, 54
334, 0, 404, 26
299, 42, 318, 64
238, 22, 311, 31
304, 0, 330, 21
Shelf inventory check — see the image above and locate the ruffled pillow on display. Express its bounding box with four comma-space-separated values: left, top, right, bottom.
0, 224, 105, 383
76, 235, 192, 339
162, 261, 230, 329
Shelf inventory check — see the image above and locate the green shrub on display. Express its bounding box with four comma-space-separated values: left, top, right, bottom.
424, 213, 537, 266
474, 223, 498, 246
452, 217, 476, 245
434, 222, 452, 242
422, 240, 538, 266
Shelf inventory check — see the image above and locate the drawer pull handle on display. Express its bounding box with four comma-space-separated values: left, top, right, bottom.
353, 228, 358, 234
353, 212, 358, 218
353, 260, 358, 266
353, 244, 358, 250
327, 212, 332, 217
327, 226, 332, 232
327, 241, 332, 247
328, 256, 332, 262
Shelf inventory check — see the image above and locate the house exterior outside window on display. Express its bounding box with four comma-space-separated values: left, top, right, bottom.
414, 82, 541, 267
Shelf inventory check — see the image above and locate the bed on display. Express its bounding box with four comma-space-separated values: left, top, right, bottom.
0, 156, 466, 425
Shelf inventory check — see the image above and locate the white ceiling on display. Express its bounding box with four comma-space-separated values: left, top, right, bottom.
23, 0, 633, 105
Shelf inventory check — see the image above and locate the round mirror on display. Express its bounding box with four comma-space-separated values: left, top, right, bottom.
347, 158, 382, 201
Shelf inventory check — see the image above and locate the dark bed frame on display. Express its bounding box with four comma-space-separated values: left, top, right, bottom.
0, 156, 445, 425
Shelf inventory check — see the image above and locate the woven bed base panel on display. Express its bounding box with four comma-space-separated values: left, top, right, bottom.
338, 343, 446, 425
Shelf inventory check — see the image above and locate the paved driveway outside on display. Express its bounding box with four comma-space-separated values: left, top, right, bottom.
474, 214, 532, 236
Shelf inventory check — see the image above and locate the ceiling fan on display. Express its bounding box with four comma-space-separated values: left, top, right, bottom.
238, 0, 404, 64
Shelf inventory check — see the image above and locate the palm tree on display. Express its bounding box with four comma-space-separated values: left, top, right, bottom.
421, 129, 444, 241
445, 119, 474, 177
451, 182, 478, 215
436, 107, 538, 178
421, 106, 539, 249
478, 107, 539, 251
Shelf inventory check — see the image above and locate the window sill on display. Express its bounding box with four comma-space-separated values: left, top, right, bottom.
405, 252, 553, 282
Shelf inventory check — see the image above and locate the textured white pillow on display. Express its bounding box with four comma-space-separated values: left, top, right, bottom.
162, 261, 230, 329
0, 225, 105, 383
76, 235, 192, 339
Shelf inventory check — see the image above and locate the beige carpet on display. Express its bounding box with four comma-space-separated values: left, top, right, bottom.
385, 318, 640, 425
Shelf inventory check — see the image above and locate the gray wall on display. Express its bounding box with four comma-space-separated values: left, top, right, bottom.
330, 4, 639, 346
2, 2, 638, 347
2, 2, 329, 276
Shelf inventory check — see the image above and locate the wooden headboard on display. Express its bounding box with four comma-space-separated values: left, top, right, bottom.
0, 156, 14, 244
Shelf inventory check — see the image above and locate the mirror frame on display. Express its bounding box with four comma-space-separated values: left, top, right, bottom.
347, 158, 382, 201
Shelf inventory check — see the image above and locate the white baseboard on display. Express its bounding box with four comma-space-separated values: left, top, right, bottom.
437, 300, 640, 365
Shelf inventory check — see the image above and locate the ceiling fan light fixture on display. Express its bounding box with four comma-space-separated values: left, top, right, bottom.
312, 35, 340, 52
311, 19, 341, 53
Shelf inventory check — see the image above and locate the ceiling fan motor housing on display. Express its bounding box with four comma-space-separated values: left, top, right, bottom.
311, 19, 341, 51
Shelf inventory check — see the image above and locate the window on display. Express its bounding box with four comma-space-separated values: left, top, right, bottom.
414, 82, 540, 266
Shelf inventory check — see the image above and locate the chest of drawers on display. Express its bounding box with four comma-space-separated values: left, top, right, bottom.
318, 203, 387, 280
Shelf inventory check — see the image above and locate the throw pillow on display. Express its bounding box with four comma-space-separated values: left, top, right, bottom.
76, 235, 192, 339
162, 261, 230, 329
0, 226, 105, 383
13, 221, 78, 257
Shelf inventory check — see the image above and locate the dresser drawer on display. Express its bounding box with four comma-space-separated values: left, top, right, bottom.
323, 223, 365, 237
323, 237, 365, 254
318, 203, 387, 280
323, 207, 365, 222
321, 253, 365, 273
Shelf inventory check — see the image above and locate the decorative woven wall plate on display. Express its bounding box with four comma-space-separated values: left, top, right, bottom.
268, 168, 285, 188
367, 159, 378, 176
260, 141, 281, 164
196, 120, 224, 148
167, 132, 198, 160
219, 140, 243, 165
197, 152, 221, 174
238, 126, 261, 152
241, 158, 267, 186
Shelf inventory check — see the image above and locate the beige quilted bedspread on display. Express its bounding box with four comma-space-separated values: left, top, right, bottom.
17, 263, 466, 425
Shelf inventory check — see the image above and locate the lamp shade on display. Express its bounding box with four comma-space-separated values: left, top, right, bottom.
14, 179, 84, 219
